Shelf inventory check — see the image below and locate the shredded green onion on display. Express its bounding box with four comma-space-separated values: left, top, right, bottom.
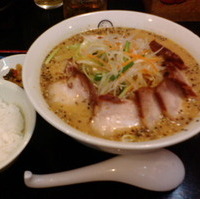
94, 73, 103, 81
124, 41, 131, 52
122, 61, 134, 73
109, 61, 134, 81
45, 47, 60, 64
66, 43, 81, 50
110, 74, 119, 81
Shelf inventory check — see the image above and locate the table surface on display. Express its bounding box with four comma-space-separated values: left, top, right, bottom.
0, 0, 200, 198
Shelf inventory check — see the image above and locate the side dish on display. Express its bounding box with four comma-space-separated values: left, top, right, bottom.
3, 64, 23, 88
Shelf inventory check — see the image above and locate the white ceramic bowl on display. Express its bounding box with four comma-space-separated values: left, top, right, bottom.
23, 10, 200, 154
0, 79, 36, 170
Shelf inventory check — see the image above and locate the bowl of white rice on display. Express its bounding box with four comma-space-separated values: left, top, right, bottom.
0, 79, 36, 170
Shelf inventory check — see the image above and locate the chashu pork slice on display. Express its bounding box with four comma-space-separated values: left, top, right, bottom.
136, 87, 162, 129
149, 40, 188, 70
47, 66, 97, 106
167, 64, 197, 97
47, 77, 90, 106
91, 95, 141, 137
156, 79, 185, 120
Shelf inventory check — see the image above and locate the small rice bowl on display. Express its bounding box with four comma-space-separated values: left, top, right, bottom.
0, 79, 36, 170
0, 98, 24, 164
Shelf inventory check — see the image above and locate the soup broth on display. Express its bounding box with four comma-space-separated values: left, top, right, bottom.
40, 27, 200, 142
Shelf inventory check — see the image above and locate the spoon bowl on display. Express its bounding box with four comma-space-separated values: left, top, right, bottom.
24, 149, 185, 191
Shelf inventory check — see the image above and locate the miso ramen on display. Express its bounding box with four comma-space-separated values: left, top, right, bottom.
40, 27, 200, 142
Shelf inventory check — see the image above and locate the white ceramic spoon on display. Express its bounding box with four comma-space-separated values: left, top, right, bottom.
24, 149, 185, 191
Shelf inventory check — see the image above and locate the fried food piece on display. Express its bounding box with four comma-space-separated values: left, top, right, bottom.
3, 64, 23, 88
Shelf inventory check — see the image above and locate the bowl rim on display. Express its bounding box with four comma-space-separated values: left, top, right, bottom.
23, 10, 200, 152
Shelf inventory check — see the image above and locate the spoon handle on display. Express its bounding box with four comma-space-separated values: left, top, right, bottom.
24, 158, 116, 188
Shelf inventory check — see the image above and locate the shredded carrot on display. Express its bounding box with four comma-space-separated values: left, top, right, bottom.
126, 52, 160, 61
142, 68, 151, 74
126, 53, 145, 61
103, 40, 114, 48
126, 52, 159, 72
87, 54, 108, 67
140, 49, 151, 56
103, 40, 121, 50
116, 42, 121, 47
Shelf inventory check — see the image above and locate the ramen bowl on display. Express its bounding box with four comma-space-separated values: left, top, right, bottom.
23, 10, 200, 154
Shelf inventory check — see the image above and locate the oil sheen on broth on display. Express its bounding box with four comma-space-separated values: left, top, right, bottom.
40, 27, 200, 142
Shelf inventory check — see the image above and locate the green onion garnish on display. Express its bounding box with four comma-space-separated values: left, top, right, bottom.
124, 41, 131, 52
122, 61, 134, 73
94, 73, 103, 81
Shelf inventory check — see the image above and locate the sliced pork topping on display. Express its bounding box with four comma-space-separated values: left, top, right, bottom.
91, 95, 140, 137
67, 66, 98, 105
136, 87, 162, 129
166, 65, 197, 97
47, 77, 90, 106
149, 40, 188, 70
156, 79, 185, 119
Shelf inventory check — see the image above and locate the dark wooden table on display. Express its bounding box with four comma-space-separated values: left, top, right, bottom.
0, 0, 200, 198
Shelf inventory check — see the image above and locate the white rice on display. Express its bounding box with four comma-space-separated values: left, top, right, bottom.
0, 98, 24, 163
